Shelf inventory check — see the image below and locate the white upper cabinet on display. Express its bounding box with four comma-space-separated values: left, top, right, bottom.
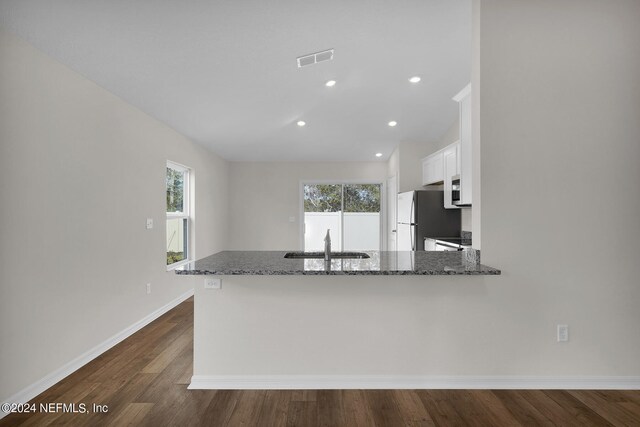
421, 140, 459, 209
452, 84, 472, 206
443, 142, 460, 209
421, 151, 444, 185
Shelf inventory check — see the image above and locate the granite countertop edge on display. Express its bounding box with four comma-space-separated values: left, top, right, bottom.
174, 251, 501, 276
175, 269, 501, 276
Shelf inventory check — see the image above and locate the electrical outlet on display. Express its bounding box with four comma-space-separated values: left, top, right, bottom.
289, 216, 296, 223
146, 218, 153, 229
557, 324, 569, 342
204, 278, 221, 290
146, 283, 152, 294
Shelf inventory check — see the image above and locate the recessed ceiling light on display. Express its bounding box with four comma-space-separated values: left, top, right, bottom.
409, 76, 421, 83
325, 80, 336, 87
388, 121, 397, 127
375, 153, 383, 157
297, 120, 306, 127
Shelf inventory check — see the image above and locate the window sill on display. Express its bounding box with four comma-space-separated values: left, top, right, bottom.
167, 259, 191, 272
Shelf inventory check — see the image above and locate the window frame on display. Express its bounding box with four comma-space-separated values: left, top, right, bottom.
166, 161, 192, 270
299, 180, 385, 252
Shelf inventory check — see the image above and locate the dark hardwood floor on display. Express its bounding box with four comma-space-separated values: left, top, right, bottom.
2, 297, 639, 426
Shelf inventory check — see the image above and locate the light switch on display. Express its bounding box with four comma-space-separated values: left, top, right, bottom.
289, 216, 296, 223
146, 218, 153, 229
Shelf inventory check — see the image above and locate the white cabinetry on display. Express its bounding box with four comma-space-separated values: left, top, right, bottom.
420, 83, 472, 209
421, 151, 444, 185
443, 142, 460, 209
452, 84, 472, 206
421, 140, 460, 209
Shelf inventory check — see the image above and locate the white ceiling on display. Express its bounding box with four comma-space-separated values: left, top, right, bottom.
0, 0, 471, 162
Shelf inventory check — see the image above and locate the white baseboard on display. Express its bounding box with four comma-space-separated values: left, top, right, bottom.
189, 375, 640, 390
0, 289, 194, 420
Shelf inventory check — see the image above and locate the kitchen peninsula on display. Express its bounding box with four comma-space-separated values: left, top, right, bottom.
177, 251, 500, 389
176, 250, 500, 276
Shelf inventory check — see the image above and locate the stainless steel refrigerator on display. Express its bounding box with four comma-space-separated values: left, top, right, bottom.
396, 191, 461, 251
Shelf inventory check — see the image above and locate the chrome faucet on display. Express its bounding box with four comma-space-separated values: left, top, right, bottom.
324, 229, 331, 261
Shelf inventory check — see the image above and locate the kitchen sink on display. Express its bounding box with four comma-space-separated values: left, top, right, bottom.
284, 251, 370, 259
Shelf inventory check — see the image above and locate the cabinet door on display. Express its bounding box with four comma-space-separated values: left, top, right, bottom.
443, 142, 460, 209
421, 152, 444, 185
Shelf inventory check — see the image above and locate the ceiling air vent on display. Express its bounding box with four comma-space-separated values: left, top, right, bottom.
297, 49, 334, 68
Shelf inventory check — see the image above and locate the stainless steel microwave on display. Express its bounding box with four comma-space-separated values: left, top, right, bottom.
451, 175, 470, 207
451, 175, 462, 205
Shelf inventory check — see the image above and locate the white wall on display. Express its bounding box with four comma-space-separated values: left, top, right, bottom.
479, 0, 640, 374
387, 145, 400, 181
227, 162, 387, 250
396, 141, 439, 193
434, 117, 460, 152
0, 30, 228, 402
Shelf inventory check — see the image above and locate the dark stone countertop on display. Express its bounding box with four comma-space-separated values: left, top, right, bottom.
175, 251, 501, 276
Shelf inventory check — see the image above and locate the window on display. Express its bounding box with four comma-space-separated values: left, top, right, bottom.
166, 162, 191, 268
303, 183, 382, 251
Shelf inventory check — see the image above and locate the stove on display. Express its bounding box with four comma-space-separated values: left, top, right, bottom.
436, 237, 472, 247
424, 236, 472, 251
